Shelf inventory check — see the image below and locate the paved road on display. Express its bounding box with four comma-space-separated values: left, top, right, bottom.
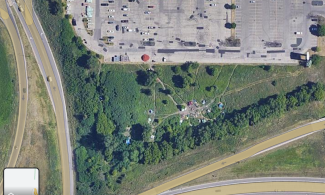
9, 1, 74, 194
161, 177, 325, 195
140, 118, 325, 195
0, 2, 28, 193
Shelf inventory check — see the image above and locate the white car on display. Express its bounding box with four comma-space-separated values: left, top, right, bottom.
249, 0, 255, 3
107, 30, 114, 33
141, 31, 149, 35
210, 3, 217, 6
144, 11, 151, 14
108, 15, 114, 18
122, 8, 128, 11
108, 9, 115, 12
127, 29, 133, 32
143, 38, 149, 41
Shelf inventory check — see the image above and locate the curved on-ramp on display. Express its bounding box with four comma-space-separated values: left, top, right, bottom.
9, 0, 74, 194
141, 118, 325, 195
0, 1, 28, 193
161, 177, 325, 195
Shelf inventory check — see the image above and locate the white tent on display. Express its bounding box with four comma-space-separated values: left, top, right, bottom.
86, 6, 93, 18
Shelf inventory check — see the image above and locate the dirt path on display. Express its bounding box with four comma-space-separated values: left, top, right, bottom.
157, 78, 178, 105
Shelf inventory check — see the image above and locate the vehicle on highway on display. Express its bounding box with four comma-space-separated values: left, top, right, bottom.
47, 76, 52, 82
210, 3, 217, 6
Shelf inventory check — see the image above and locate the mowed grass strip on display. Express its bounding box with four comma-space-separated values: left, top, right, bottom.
0, 21, 18, 177
0, 23, 16, 127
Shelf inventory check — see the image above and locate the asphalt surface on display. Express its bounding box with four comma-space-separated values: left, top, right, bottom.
8, 0, 74, 194
140, 118, 325, 195
161, 177, 325, 195
0, 2, 28, 193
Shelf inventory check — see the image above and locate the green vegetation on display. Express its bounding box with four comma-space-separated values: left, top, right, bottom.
0, 24, 16, 128
318, 24, 325, 36
234, 140, 325, 173
34, 0, 325, 193
0, 21, 18, 177
311, 54, 322, 66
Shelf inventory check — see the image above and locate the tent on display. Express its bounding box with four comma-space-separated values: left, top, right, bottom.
142, 54, 150, 62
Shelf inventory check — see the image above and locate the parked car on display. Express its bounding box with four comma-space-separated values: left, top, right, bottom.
108, 9, 115, 12
108, 21, 114, 24
148, 26, 156, 29
148, 5, 154, 8
115, 25, 120, 31
144, 11, 151, 14
108, 15, 114, 18
121, 20, 129, 23
210, 3, 217, 6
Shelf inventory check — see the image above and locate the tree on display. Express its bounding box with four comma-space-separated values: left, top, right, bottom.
159, 141, 173, 160
143, 143, 162, 164
313, 83, 325, 101
142, 125, 152, 142
86, 55, 99, 69
318, 25, 325, 36
136, 70, 157, 86
50, 1, 62, 15
311, 55, 322, 66
231, 23, 237, 29
96, 112, 115, 136
315, 46, 321, 52
173, 66, 181, 74
207, 66, 218, 76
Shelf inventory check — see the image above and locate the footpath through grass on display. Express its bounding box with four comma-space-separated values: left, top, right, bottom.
0, 21, 18, 178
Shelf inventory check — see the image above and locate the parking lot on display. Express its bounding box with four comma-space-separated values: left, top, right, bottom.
70, 0, 321, 63
235, 0, 318, 60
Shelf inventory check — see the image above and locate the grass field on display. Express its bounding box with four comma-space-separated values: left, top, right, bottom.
0, 21, 18, 179
12, 11, 62, 194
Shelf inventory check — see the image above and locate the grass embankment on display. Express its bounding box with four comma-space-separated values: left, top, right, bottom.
0, 21, 18, 179
178, 129, 325, 188
11, 9, 62, 194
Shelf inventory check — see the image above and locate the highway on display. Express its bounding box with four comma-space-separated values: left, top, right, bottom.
140, 118, 325, 195
8, 0, 74, 194
0, 1, 28, 193
161, 177, 325, 195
